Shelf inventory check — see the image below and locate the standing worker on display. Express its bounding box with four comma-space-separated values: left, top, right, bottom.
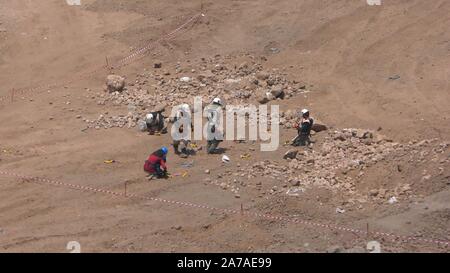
205, 98, 224, 154
293, 109, 314, 146
144, 147, 169, 179
171, 104, 192, 158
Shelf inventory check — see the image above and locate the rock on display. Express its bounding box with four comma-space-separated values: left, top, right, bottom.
388, 196, 398, 204
374, 133, 391, 143
421, 175, 431, 181
306, 158, 315, 164
204, 169, 210, 174
106, 75, 125, 93
335, 208, 346, 214
334, 132, 347, 141
284, 110, 296, 120
389, 75, 401, 80
256, 90, 270, 104
290, 179, 301, 186
283, 149, 298, 160
180, 76, 191, 82
311, 123, 328, 132
154, 62, 162, 68
152, 103, 167, 113
137, 120, 147, 131
369, 189, 379, 197
256, 71, 270, 80
326, 246, 343, 253
355, 129, 373, 139
344, 247, 367, 253
270, 85, 284, 99
224, 78, 241, 90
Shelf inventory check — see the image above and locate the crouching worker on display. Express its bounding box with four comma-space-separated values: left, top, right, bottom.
144, 147, 169, 179
145, 104, 167, 135
293, 109, 314, 146
145, 110, 165, 135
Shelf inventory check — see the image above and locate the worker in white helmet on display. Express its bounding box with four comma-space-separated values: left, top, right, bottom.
145, 109, 165, 135
171, 104, 192, 158
205, 98, 224, 154
292, 109, 314, 146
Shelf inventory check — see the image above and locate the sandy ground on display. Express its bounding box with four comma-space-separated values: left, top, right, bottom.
0, 0, 449, 252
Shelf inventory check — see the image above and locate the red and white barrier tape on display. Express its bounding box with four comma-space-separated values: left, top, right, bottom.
0, 169, 448, 248
0, 13, 203, 105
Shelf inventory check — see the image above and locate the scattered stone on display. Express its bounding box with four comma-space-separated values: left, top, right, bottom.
270, 85, 284, 98
369, 189, 379, 197
154, 62, 162, 69
421, 175, 431, 181
389, 75, 401, 80
106, 75, 125, 93
326, 246, 343, 253
388, 196, 398, 204
311, 123, 328, 132
335, 208, 346, 214
152, 103, 167, 113
283, 149, 298, 160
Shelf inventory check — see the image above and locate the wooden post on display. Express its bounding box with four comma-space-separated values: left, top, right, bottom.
105, 56, 112, 73
366, 223, 370, 239
240, 203, 244, 215
124, 181, 128, 197
10, 88, 14, 103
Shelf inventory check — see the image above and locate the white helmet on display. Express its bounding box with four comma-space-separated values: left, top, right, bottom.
301, 109, 310, 115
212, 97, 222, 105
181, 104, 190, 113
146, 113, 154, 121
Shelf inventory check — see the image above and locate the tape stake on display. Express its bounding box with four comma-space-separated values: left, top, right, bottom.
10, 89, 14, 103
105, 56, 113, 72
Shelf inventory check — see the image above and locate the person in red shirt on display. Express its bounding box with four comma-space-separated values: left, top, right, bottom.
144, 147, 168, 178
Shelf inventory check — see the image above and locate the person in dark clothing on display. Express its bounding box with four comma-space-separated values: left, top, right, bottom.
144, 147, 168, 178
172, 104, 192, 158
293, 109, 314, 146
145, 111, 165, 135
206, 98, 224, 154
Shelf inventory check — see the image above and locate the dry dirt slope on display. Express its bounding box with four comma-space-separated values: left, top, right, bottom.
0, 0, 449, 252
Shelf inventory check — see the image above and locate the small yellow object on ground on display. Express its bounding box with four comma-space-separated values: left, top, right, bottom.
104, 160, 115, 164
